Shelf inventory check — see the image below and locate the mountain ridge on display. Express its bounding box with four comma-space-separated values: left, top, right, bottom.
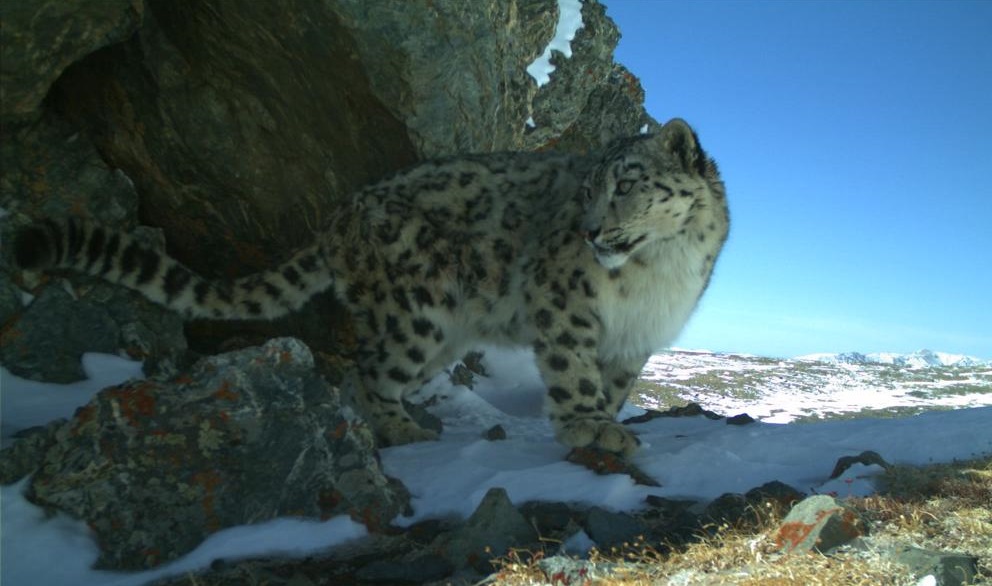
794, 349, 990, 368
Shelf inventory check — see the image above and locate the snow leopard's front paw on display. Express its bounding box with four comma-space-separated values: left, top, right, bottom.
556, 418, 639, 457
377, 420, 439, 447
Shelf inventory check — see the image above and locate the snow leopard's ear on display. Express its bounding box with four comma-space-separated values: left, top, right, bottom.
659, 118, 708, 176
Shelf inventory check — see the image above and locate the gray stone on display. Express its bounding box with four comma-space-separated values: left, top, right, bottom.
639, 497, 699, 546
583, 507, 649, 551
702, 492, 750, 527
484, 424, 507, 441
775, 495, 867, 554
537, 556, 634, 585
355, 554, 453, 584
726, 413, 756, 426
0, 285, 120, 383
888, 546, 978, 586
0, 274, 187, 383
744, 481, 805, 509
0, 271, 23, 326
622, 402, 724, 425
519, 501, 577, 533
24, 338, 407, 570
829, 450, 891, 479
432, 487, 537, 573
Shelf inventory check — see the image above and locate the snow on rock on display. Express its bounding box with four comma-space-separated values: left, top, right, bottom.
526, 0, 584, 87
1, 353, 144, 447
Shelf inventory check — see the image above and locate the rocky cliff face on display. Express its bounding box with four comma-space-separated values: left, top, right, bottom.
0, 0, 653, 572
0, 0, 652, 381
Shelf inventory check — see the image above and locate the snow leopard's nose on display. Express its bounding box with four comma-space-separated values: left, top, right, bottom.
580, 227, 601, 242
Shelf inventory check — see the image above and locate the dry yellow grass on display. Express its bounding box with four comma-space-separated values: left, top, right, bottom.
488, 455, 992, 585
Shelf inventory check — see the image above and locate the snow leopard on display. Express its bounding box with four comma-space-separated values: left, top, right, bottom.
13, 118, 728, 457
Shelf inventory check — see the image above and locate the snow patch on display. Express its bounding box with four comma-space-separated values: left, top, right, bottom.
526, 0, 584, 88
1, 353, 145, 447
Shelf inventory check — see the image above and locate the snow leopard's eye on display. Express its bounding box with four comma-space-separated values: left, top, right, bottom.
616, 179, 635, 196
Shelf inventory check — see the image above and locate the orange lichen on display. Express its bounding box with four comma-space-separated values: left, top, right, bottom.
191, 469, 224, 532
106, 382, 159, 425
775, 506, 863, 552
212, 380, 239, 401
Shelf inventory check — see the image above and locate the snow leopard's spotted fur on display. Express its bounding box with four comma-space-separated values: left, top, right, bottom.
14, 119, 728, 456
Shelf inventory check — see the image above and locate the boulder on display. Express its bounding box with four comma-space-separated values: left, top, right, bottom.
21, 338, 408, 569
775, 495, 867, 554
430, 487, 537, 573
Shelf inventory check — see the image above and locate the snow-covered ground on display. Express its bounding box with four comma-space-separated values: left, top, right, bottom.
640, 350, 992, 424
3, 347, 992, 586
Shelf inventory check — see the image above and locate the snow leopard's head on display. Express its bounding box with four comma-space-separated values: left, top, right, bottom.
579, 118, 726, 270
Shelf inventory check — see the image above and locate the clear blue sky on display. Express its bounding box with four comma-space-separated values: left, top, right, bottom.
603, 0, 992, 359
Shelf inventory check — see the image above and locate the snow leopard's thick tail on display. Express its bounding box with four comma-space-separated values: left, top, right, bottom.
12, 218, 336, 320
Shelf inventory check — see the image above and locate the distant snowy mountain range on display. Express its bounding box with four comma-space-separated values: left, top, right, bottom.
795, 349, 991, 369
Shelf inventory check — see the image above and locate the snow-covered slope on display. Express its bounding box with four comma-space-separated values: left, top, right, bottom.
639, 349, 992, 424
795, 349, 990, 368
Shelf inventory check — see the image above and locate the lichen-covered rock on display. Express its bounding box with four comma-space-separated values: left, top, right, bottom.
24, 338, 408, 570
0, 421, 61, 484
775, 495, 867, 554
526, 2, 653, 151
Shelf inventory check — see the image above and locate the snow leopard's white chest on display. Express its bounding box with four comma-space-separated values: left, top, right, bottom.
594, 243, 708, 362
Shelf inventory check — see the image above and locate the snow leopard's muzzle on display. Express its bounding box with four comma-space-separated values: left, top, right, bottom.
581, 227, 644, 270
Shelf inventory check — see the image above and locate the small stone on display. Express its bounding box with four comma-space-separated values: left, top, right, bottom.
538, 556, 623, 584
583, 507, 648, 550
726, 413, 755, 425
566, 447, 660, 486
432, 487, 537, 573
829, 450, 891, 479
519, 501, 576, 533
621, 402, 723, 424
745, 481, 804, 509
702, 493, 749, 526
484, 424, 507, 441
775, 495, 867, 554
888, 546, 978, 586
355, 554, 452, 584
